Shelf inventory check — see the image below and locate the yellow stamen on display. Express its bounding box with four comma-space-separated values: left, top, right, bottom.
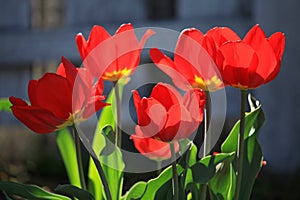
102, 68, 133, 82
193, 75, 223, 91
56, 110, 86, 130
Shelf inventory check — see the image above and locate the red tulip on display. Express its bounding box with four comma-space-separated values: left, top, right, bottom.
216, 24, 285, 89
132, 83, 205, 142
9, 57, 107, 134
76, 23, 155, 82
150, 27, 239, 91
205, 26, 240, 49
131, 132, 179, 161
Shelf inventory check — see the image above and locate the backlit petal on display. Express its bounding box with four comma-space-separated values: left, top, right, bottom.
11, 105, 63, 134
33, 73, 72, 119
150, 48, 191, 90
150, 82, 182, 111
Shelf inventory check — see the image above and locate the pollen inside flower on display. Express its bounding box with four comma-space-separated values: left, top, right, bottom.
55, 110, 86, 130
102, 68, 133, 82
56, 114, 75, 130
193, 75, 223, 91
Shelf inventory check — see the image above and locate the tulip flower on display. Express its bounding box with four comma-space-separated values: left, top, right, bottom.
132, 82, 205, 142
216, 24, 285, 89
150, 27, 239, 91
76, 23, 155, 82
9, 57, 107, 134
131, 133, 179, 161
205, 26, 241, 50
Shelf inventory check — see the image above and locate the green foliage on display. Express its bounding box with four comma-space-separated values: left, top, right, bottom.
123, 141, 234, 200
88, 81, 125, 200
0, 181, 70, 200
209, 158, 236, 200
0, 98, 12, 112
56, 128, 81, 188
210, 93, 265, 200
141, 165, 184, 200
55, 184, 95, 200
121, 181, 147, 200
190, 153, 235, 184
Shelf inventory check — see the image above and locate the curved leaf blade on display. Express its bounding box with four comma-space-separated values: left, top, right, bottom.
55, 184, 94, 200
56, 128, 81, 188
0, 181, 70, 200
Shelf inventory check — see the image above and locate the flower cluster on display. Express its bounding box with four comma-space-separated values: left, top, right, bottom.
151, 24, 285, 91
4, 23, 285, 200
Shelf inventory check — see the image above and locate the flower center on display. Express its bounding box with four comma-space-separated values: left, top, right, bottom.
193, 75, 223, 91
102, 68, 133, 82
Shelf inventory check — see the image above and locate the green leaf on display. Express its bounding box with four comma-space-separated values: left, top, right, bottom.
0, 181, 71, 200
190, 153, 235, 184
56, 128, 81, 188
209, 159, 236, 200
221, 106, 261, 153
99, 126, 125, 200
220, 94, 265, 200
122, 181, 147, 200
141, 164, 184, 200
100, 126, 116, 156
55, 184, 94, 200
178, 140, 197, 168
88, 81, 126, 200
0, 98, 12, 112
185, 183, 199, 200
177, 142, 198, 189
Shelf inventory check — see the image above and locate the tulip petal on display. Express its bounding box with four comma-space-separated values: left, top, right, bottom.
161, 103, 198, 142
243, 24, 266, 50
174, 30, 205, 82
76, 25, 111, 59
131, 130, 179, 160
139, 103, 167, 138
243, 25, 279, 83
57, 57, 78, 87
33, 73, 72, 120
254, 40, 278, 82
81, 95, 108, 119
86, 25, 111, 55
217, 41, 260, 88
75, 33, 87, 59
206, 27, 240, 48
132, 90, 151, 126
183, 89, 205, 121
9, 96, 28, 106
265, 32, 285, 83
115, 23, 134, 34
268, 32, 285, 61
150, 48, 191, 90
150, 83, 182, 111
11, 105, 63, 134
180, 28, 204, 44
175, 30, 220, 89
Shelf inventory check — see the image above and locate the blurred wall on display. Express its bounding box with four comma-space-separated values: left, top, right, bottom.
254, 0, 300, 172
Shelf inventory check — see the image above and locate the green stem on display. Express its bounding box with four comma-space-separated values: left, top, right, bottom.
199, 184, 207, 200
73, 127, 112, 200
234, 89, 247, 200
170, 142, 179, 200
113, 81, 122, 148
90, 156, 113, 200
199, 91, 211, 200
203, 90, 211, 157
73, 126, 87, 190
